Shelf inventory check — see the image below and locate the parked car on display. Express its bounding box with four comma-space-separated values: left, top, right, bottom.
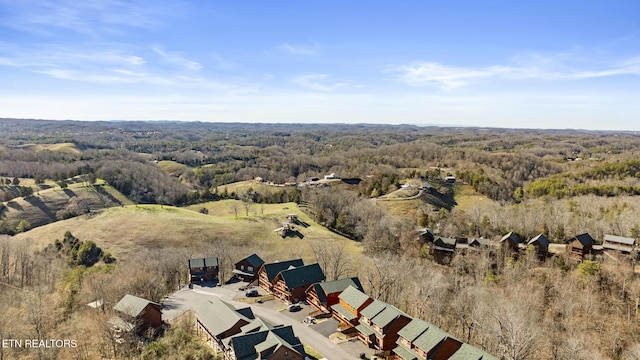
287, 304, 301, 312
245, 289, 259, 297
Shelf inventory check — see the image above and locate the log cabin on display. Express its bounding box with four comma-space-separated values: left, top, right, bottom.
188, 257, 219, 283
272, 263, 325, 303
305, 277, 363, 316
356, 299, 412, 353
113, 294, 162, 336
195, 299, 255, 352
233, 254, 265, 282
331, 285, 374, 332
257, 259, 304, 293
566, 233, 595, 261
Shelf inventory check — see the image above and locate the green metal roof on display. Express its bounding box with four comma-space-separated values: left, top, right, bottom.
397, 318, 432, 342
240, 317, 276, 334
311, 277, 363, 303
371, 305, 408, 330
413, 326, 448, 354
338, 285, 371, 309
113, 294, 160, 317
393, 344, 419, 360
229, 325, 305, 360
189, 257, 219, 269
331, 304, 357, 321
448, 343, 498, 360
360, 299, 387, 320
355, 322, 375, 337
195, 299, 254, 338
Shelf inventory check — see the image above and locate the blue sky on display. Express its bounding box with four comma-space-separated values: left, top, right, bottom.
0, 1, 639, 130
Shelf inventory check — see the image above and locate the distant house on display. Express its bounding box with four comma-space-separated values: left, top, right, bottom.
331, 285, 374, 331
195, 299, 255, 351
189, 257, 219, 283
468, 238, 492, 248
257, 259, 305, 293
566, 233, 595, 261
305, 277, 363, 315
233, 254, 265, 282
430, 237, 457, 264
226, 325, 306, 360
444, 176, 456, 184
272, 263, 326, 303
528, 234, 550, 258
401, 184, 415, 190
417, 228, 435, 244
113, 294, 162, 335
324, 173, 339, 180
500, 232, 522, 252
356, 299, 412, 352
603, 234, 635, 254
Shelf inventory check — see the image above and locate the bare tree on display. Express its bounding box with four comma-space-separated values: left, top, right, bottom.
310, 241, 353, 281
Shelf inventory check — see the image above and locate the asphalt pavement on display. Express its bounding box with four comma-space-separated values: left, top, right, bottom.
162, 282, 369, 360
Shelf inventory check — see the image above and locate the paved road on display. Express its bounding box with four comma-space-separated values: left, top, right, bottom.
162, 284, 360, 360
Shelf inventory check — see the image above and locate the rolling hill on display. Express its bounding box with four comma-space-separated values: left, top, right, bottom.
15, 201, 362, 262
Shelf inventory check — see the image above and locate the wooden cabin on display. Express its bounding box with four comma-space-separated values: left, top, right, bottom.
272, 263, 325, 303
257, 259, 304, 293
305, 277, 363, 315
566, 233, 595, 261
233, 254, 265, 282
113, 294, 162, 336
331, 285, 374, 331
227, 325, 306, 360
500, 232, 522, 252
430, 237, 456, 264
188, 257, 219, 283
356, 299, 412, 352
528, 234, 550, 259
195, 299, 255, 351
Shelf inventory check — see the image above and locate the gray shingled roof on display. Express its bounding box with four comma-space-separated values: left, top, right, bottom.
240, 318, 276, 334
500, 232, 522, 244
196, 299, 254, 338
393, 344, 419, 360
397, 318, 432, 343
113, 294, 160, 317
338, 285, 371, 309
278, 263, 325, 289
572, 233, 594, 246
229, 325, 304, 360
449, 343, 498, 360
528, 234, 550, 248
243, 253, 265, 268
261, 259, 304, 282
331, 304, 357, 321
310, 277, 363, 303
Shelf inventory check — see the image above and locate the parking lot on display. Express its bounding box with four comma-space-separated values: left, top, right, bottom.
162, 281, 374, 359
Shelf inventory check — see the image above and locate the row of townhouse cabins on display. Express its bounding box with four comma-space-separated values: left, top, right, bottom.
419, 228, 637, 264
192, 252, 496, 360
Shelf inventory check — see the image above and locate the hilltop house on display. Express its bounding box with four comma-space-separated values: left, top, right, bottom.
528, 234, 550, 259
603, 234, 635, 254
257, 259, 305, 293
331, 285, 374, 331
195, 299, 255, 351
430, 237, 457, 264
566, 233, 595, 261
305, 277, 363, 315
189, 257, 219, 283
113, 294, 162, 335
356, 299, 412, 352
500, 232, 522, 252
272, 263, 326, 303
233, 254, 265, 282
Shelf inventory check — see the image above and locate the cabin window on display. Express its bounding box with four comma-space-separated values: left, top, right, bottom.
248, 266, 253, 272
240, 265, 244, 270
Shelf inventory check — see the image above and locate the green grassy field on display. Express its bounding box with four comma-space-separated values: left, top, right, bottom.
14, 143, 81, 154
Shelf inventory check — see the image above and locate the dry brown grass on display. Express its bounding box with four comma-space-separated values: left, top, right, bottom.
16, 201, 362, 263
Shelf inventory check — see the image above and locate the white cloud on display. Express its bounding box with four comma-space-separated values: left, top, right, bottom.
277, 43, 319, 56
291, 73, 351, 92
152, 46, 202, 71
392, 53, 640, 90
